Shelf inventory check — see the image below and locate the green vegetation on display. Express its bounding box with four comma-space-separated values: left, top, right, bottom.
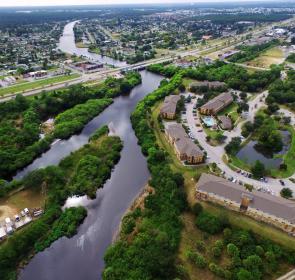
179, 206, 295, 280
0, 126, 122, 280
228, 40, 279, 63
54, 99, 112, 139
267, 70, 295, 109
0, 74, 80, 96
280, 187, 293, 199
286, 53, 295, 63
148, 61, 281, 93
0, 72, 140, 179
103, 71, 187, 279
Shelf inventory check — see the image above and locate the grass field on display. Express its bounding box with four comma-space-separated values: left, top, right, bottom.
0, 74, 80, 96
248, 47, 285, 68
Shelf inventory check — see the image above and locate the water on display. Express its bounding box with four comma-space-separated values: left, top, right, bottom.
58, 21, 127, 67
18, 22, 163, 280
236, 130, 291, 169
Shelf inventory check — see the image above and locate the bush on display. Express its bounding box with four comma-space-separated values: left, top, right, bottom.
196, 212, 226, 234
192, 203, 203, 216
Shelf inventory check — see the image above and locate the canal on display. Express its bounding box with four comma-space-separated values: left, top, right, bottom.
18, 22, 163, 280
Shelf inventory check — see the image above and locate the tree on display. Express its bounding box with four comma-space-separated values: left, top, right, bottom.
266, 103, 279, 115
237, 268, 252, 280
280, 188, 293, 199
251, 161, 265, 179
227, 243, 240, 257
225, 137, 242, 155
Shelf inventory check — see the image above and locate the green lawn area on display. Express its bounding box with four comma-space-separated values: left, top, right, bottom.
0, 74, 80, 96
217, 103, 239, 123
182, 78, 196, 90
204, 127, 224, 146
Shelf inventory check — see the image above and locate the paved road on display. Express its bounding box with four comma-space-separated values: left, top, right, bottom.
184, 93, 295, 196
3, 16, 294, 103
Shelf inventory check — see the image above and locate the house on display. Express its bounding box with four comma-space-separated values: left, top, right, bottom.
196, 173, 295, 235
165, 123, 204, 164
218, 115, 232, 130
200, 92, 233, 115
160, 95, 181, 120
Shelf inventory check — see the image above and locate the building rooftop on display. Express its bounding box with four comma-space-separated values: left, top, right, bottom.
197, 173, 295, 224
166, 123, 204, 158
218, 115, 232, 130
160, 95, 181, 115
201, 92, 233, 112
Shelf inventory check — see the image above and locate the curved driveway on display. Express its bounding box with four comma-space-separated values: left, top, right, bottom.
184, 91, 295, 196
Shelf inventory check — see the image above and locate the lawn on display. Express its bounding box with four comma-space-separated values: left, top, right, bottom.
217, 103, 239, 123
0, 74, 80, 96
204, 127, 224, 146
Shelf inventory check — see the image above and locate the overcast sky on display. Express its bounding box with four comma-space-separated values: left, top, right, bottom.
0, 0, 274, 7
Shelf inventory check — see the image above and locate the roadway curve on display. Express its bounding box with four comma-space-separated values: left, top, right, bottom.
184, 91, 295, 196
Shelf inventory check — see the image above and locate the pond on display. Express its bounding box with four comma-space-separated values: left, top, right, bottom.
236, 130, 291, 169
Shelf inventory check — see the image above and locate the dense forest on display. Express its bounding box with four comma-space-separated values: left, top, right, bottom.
148, 61, 281, 92
0, 126, 123, 280
0, 72, 141, 179
267, 70, 295, 109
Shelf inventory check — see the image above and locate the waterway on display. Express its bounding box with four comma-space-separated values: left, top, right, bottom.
18, 22, 163, 280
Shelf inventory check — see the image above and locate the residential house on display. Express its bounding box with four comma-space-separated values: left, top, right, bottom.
200, 92, 233, 115
196, 173, 295, 235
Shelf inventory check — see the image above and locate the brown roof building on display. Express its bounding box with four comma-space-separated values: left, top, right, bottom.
160, 95, 181, 120
200, 92, 233, 115
190, 80, 226, 92
218, 115, 232, 130
165, 123, 204, 164
196, 173, 295, 235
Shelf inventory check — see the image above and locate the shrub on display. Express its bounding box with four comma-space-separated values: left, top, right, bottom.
196, 212, 226, 234
192, 203, 203, 216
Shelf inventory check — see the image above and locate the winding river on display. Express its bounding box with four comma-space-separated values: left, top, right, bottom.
18, 22, 163, 280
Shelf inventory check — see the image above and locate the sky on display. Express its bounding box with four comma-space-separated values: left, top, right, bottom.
0, 0, 274, 7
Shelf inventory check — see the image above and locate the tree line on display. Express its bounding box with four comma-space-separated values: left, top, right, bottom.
0, 126, 123, 280
0, 72, 140, 179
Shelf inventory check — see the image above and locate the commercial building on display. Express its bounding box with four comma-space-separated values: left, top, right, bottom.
196, 173, 295, 235
160, 95, 181, 120
199, 92, 233, 115
165, 123, 204, 164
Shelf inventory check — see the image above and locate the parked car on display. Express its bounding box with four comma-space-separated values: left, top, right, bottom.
279, 180, 285, 186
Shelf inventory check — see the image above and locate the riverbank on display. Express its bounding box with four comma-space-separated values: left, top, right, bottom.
0, 126, 123, 280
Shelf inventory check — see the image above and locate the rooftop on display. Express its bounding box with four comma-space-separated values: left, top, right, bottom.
197, 173, 295, 224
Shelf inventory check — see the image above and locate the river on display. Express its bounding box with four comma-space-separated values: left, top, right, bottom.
18, 22, 163, 280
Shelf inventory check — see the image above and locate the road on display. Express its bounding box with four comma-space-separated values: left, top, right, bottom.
184, 92, 295, 196
2, 16, 294, 103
